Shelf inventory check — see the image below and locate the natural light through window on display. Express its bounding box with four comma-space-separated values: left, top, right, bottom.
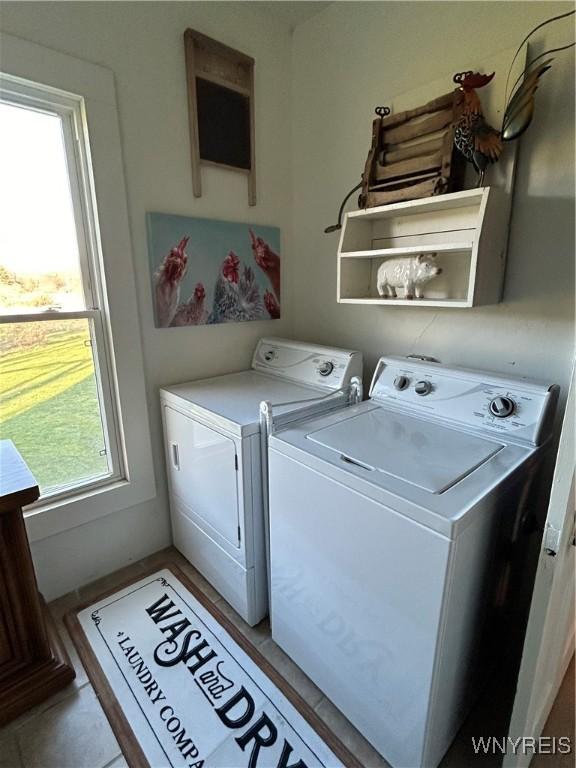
0, 90, 121, 499
0, 103, 84, 313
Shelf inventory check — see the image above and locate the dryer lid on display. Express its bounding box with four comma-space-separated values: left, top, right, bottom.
162, 371, 326, 435
307, 408, 504, 493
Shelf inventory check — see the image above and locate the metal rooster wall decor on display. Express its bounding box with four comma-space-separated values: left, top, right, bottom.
452, 9, 575, 185
325, 8, 574, 233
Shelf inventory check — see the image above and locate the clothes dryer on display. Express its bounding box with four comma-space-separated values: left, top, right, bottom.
161, 338, 362, 625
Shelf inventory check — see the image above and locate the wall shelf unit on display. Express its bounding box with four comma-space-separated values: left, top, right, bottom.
337, 187, 510, 308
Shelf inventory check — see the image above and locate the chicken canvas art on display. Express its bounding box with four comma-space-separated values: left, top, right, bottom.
147, 213, 281, 328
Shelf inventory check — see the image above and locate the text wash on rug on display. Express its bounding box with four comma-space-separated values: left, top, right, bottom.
117, 592, 312, 768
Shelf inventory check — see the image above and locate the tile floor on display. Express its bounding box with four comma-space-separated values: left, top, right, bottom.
0, 547, 573, 768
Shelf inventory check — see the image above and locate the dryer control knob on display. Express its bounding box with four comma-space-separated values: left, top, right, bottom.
489, 396, 515, 418
394, 375, 410, 391
319, 361, 334, 377
415, 380, 432, 396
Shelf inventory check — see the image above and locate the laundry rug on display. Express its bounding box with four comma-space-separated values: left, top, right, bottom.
66, 565, 359, 768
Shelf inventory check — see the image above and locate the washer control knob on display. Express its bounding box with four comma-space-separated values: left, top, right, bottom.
319, 361, 334, 377
415, 380, 433, 396
394, 375, 410, 391
489, 396, 515, 418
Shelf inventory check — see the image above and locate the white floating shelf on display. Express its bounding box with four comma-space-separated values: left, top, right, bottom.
337, 186, 510, 308
339, 297, 472, 308
340, 241, 474, 259
345, 187, 487, 219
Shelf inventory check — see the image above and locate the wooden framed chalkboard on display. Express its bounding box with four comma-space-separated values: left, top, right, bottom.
184, 29, 256, 205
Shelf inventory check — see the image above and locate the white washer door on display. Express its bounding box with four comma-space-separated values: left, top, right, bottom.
307, 408, 503, 493
164, 405, 240, 548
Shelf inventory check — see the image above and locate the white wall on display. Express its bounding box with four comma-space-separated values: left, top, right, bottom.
1, 1, 573, 598
291, 1, 575, 399
0, 1, 295, 598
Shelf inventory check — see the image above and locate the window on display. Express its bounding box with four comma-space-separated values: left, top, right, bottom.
1, 35, 155, 541
0, 80, 123, 500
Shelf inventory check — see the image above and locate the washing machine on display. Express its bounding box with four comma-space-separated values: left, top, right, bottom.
160, 338, 362, 626
268, 356, 559, 768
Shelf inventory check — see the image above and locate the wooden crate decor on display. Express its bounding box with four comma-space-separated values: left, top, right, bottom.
360, 93, 466, 208
184, 29, 256, 205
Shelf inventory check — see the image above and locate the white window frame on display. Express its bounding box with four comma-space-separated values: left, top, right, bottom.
1, 79, 124, 499
0, 32, 156, 542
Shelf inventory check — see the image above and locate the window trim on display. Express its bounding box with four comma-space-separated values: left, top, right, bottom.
0, 32, 156, 542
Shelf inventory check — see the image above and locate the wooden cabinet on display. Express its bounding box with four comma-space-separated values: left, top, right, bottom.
337, 187, 510, 308
0, 440, 74, 725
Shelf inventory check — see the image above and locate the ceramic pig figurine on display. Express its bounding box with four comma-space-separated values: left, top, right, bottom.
376, 253, 442, 300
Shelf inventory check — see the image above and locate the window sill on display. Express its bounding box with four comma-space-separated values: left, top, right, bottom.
24, 472, 156, 543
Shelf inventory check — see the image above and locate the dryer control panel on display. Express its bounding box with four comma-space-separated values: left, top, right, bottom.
252, 338, 362, 390
370, 357, 559, 446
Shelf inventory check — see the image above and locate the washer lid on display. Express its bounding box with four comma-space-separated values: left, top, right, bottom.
307, 408, 504, 493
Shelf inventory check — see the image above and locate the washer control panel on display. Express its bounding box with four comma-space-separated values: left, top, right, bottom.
370, 357, 558, 446
415, 380, 433, 396
252, 338, 362, 390
393, 375, 410, 391
489, 395, 515, 418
